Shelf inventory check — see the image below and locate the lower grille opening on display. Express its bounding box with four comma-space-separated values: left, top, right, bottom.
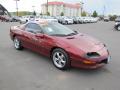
99, 59, 108, 64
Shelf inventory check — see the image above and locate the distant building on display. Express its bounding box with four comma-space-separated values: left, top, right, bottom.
0, 4, 11, 16
41, 1, 82, 16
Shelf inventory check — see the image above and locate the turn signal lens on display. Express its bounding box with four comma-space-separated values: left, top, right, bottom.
83, 60, 96, 64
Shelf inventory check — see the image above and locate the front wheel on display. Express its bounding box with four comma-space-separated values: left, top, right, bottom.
51, 48, 70, 70
65, 21, 68, 25
13, 37, 23, 50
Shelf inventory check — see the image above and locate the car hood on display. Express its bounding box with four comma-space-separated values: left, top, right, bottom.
54, 33, 104, 53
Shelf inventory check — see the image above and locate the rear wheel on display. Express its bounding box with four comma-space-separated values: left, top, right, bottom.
13, 37, 23, 50
51, 48, 70, 70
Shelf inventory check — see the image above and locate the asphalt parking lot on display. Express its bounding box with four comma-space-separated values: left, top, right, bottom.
0, 21, 120, 90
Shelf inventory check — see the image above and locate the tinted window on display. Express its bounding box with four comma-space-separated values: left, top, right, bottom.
25, 23, 42, 33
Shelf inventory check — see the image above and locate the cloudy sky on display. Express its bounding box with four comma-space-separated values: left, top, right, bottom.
0, 0, 120, 15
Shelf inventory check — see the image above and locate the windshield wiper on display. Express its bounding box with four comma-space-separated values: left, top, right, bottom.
51, 33, 77, 37
51, 34, 67, 36
67, 33, 77, 36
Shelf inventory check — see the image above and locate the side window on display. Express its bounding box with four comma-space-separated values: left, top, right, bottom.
25, 23, 42, 33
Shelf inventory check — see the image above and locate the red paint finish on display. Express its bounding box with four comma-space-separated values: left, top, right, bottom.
10, 22, 110, 69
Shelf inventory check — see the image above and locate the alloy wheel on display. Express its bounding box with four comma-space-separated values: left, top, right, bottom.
14, 38, 20, 49
53, 51, 66, 68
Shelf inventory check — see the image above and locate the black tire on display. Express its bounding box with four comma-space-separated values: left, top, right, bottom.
65, 21, 68, 25
26, 20, 28, 22
51, 48, 70, 70
13, 37, 23, 50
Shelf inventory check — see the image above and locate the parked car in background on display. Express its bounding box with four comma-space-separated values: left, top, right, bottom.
104, 17, 109, 22
77, 17, 84, 24
54, 16, 61, 23
34, 16, 42, 21
19, 16, 35, 24
1, 15, 10, 22
93, 17, 99, 23
72, 16, 79, 24
22, 16, 29, 22
19, 16, 27, 24
11, 16, 20, 22
79, 17, 86, 23
89, 17, 99, 23
3, 16, 21, 22
29, 16, 35, 21
80, 17, 91, 23
115, 22, 120, 31
59, 16, 73, 24
115, 17, 120, 22
84, 17, 91, 23
0, 16, 4, 21
42, 16, 58, 23
10, 20, 110, 70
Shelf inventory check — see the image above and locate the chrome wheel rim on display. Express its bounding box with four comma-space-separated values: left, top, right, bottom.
14, 38, 20, 49
53, 52, 66, 68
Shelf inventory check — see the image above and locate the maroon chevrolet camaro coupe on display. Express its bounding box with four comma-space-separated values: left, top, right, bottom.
10, 20, 110, 70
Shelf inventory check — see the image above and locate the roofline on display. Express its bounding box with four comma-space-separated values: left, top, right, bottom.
41, 1, 81, 9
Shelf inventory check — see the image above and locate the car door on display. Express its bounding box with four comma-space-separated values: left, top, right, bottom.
22, 23, 44, 53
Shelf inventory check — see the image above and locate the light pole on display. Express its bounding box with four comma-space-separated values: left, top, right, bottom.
14, 0, 19, 16
103, 5, 106, 17
32, 5, 35, 15
32, 6, 35, 11
46, 0, 48, 15
32, 6, 36, 16
80, 2, 84, 16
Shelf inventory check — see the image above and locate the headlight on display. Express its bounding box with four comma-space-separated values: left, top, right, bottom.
85, 52, 100, 58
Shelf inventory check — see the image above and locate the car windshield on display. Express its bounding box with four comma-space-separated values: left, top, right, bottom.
41, 23, 77, 36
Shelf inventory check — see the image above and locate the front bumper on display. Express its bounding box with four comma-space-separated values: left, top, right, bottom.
71, 59, 106, 69
71, 61, 105, 69
70, 56, 110, 69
